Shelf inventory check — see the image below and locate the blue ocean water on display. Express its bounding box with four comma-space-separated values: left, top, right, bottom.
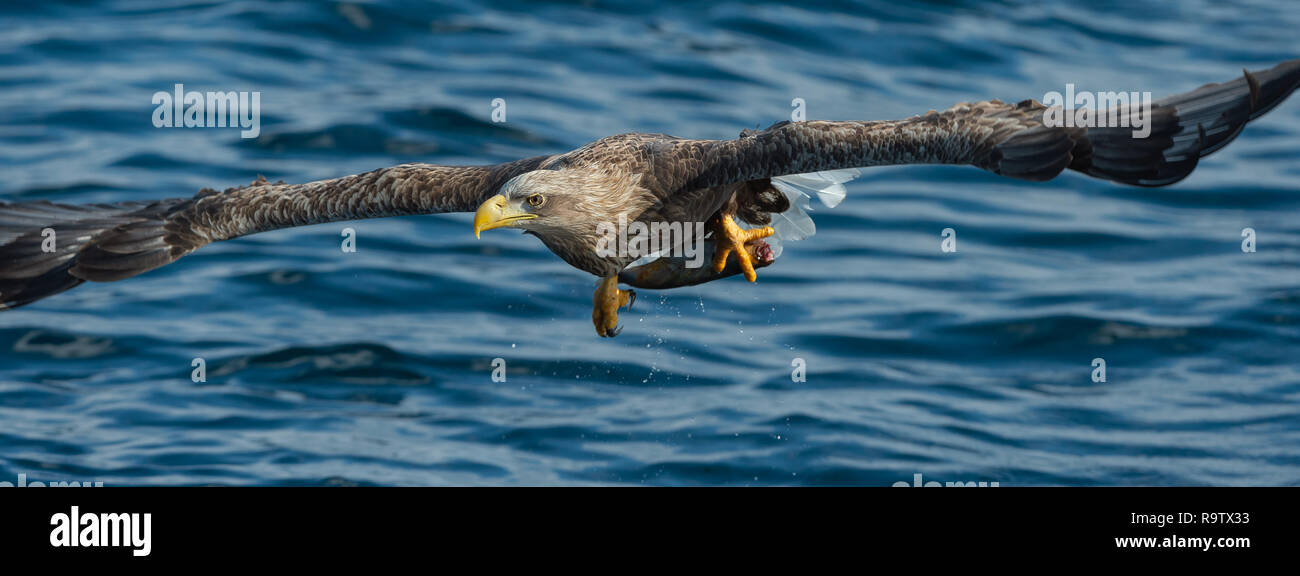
0, 0, 1297, 486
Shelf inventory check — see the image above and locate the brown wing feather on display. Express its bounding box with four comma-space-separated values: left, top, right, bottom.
661, 59, 1300, 196
0, 157, 549, 309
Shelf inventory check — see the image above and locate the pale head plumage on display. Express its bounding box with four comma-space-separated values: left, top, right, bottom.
496, 167, 656, 276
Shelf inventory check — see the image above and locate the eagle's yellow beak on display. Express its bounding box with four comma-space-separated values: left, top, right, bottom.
473, 194, 536, 238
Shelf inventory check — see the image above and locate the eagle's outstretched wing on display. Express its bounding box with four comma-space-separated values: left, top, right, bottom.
6, 60, 1298, 311
0, 157, 550, 309
663, 59, 1300, 242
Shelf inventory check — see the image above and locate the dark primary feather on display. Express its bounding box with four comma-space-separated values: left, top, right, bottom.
0, 200, 180, 307
1073, 59, 1300, 185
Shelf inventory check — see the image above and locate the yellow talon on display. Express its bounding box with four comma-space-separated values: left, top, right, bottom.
711, 214, 774, 282
592, 275, 636, 337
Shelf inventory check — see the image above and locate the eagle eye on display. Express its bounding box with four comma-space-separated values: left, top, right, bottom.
527, 193, 545, 208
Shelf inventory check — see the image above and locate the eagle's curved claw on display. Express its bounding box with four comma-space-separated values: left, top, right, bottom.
593, 276, 634, 337
711, 213, 775, 282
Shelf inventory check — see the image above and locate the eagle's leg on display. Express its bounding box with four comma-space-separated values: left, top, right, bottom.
710, 213, 774, 282
592, 275, 636, 337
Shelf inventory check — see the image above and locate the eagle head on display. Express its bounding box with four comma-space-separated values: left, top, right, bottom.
473, 168, 651, 276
